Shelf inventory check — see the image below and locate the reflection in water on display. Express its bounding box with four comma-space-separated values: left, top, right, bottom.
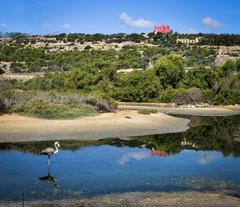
0, 115, 240, 201
151, 148, 168, 157
0, 116, 239, 157
117, 150, 150, 165
39, 160, 58, 186
198, 151, 221, 165
39, 174, 58, 185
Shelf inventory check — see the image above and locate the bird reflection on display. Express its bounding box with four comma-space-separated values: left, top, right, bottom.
39, 171, 58, 185
39, 162, 58, 186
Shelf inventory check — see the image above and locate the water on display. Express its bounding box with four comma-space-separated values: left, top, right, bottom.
0, 115, 240, 201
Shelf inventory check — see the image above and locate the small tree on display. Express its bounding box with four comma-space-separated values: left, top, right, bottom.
154, 53, 185, 89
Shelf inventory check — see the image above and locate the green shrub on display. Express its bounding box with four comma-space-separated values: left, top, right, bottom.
161, 86, 175, 102
149, 109, 158, 113
0, 97, 8, 114
12, 100, 98, 119
138, 108, 158, 115
213, 89, 240, 105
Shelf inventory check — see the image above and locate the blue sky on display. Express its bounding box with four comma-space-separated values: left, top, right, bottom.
0, 0, 240, 34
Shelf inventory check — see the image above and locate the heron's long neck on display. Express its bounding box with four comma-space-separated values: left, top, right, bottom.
54, 144, 59, 154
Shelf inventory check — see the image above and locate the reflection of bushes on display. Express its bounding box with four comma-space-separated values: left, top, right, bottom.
186, 116, 240, 157
0, 116, 239, 157
0, 140, 101, 154
0, 138, 146, 154
131, 116, 240, 157
134, 134, 183, 154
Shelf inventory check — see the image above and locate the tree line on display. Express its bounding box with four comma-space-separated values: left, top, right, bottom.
2, 32, 240, 46
0, 45, 217, 73
17, 53, 239, 105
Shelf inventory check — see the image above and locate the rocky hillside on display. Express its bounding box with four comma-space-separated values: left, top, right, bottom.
0, 32, 240, 75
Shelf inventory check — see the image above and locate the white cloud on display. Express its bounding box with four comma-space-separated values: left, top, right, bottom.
117, 151, 150, 165
202, 17, 222, 28
63, 24, 71, 29
0, 23, 7, 28
119, 12, 154, 28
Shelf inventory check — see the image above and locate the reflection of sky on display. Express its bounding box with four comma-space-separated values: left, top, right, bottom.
1, 146, 240, 200
117, 149, 223, 166
117, 149, 151, 165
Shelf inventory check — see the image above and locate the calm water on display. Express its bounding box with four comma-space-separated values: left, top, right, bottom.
0, 115, 240, 201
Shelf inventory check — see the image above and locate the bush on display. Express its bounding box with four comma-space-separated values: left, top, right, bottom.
7, 91, 117, 113
173, 87, 202, 105
202, 89, 214, 103
213, 89, 240, 105
138, 108, 158, 115
160, 86, 175, 102
0, 97, 8, 114
12, 100, 98, 119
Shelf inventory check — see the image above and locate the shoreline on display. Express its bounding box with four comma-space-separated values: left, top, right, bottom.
0, 106, 239, 143
1, 191, 240, 207
118, 104, 240, 116
0, 110, 190, 143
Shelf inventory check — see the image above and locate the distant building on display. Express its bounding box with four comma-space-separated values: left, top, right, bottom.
154, 25, 170, 34
176, 37, 202, 44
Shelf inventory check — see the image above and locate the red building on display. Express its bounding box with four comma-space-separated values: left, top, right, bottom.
154, 25, 170, 33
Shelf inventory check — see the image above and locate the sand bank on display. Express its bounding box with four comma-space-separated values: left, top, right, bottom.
0, 110, 190, 143
1, 191, 239, 207
118, 104, 240, 116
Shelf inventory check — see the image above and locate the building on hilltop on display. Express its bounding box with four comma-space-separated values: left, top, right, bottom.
154, 25, 170, 34
176, 37, 202, 44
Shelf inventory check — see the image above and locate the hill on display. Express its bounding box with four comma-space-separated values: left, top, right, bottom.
1, 32, 240, 74
0, 32, 239, 111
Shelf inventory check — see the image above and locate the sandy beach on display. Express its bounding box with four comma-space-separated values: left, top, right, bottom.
0, 110, 190, 143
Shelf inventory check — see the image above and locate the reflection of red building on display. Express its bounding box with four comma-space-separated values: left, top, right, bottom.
154, 25, 170, 33
151, 149, 168, 157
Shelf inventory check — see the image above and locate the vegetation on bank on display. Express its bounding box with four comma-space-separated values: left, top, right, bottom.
0, 87, 117, 118
0, 53, 239, 110
12, 101, 98, 119
18, 53, 239, 105
138, 109, 158, 115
